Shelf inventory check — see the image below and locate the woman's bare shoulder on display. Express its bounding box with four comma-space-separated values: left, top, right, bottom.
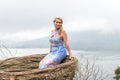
62, 29, 67, 35
51, 29, 54, 34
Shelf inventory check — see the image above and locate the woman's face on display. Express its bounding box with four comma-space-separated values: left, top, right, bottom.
54, 19, 62, 29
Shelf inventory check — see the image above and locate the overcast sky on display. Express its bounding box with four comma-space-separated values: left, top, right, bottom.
0, 0, 120, 41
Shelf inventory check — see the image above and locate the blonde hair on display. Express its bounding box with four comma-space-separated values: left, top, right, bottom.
53, 17, 63, 35
53, 17, 63, 24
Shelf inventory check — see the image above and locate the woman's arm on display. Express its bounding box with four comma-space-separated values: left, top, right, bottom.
62, 30, 73, 58
49, 29, 54, 53
49, 43, 52, 53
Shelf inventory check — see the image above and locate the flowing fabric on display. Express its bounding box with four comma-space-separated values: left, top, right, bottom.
38, 30, 67, 69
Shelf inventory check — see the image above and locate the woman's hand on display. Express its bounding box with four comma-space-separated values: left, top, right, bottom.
68, 54, 74, 59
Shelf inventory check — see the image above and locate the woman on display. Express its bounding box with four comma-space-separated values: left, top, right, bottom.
39, 17, 73, 69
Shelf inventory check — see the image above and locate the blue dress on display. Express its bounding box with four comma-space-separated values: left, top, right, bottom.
39, 30, 67, 69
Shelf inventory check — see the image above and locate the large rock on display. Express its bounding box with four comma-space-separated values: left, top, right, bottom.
0, 53, 78, 80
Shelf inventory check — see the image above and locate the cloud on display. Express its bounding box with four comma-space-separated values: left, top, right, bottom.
0, 27, 52, 41
0, 0, 120, 41
64, 17, 108, 32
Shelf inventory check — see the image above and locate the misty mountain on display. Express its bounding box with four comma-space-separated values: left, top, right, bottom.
2, 30, 120, 51
15, 37, 49, 48
68, 30, 120, 51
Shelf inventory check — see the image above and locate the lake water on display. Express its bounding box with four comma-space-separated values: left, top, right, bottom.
0, 48, 120, 80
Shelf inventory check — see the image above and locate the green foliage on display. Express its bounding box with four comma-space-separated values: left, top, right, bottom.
115, 67, 120, 74
114, 67, 120, 80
